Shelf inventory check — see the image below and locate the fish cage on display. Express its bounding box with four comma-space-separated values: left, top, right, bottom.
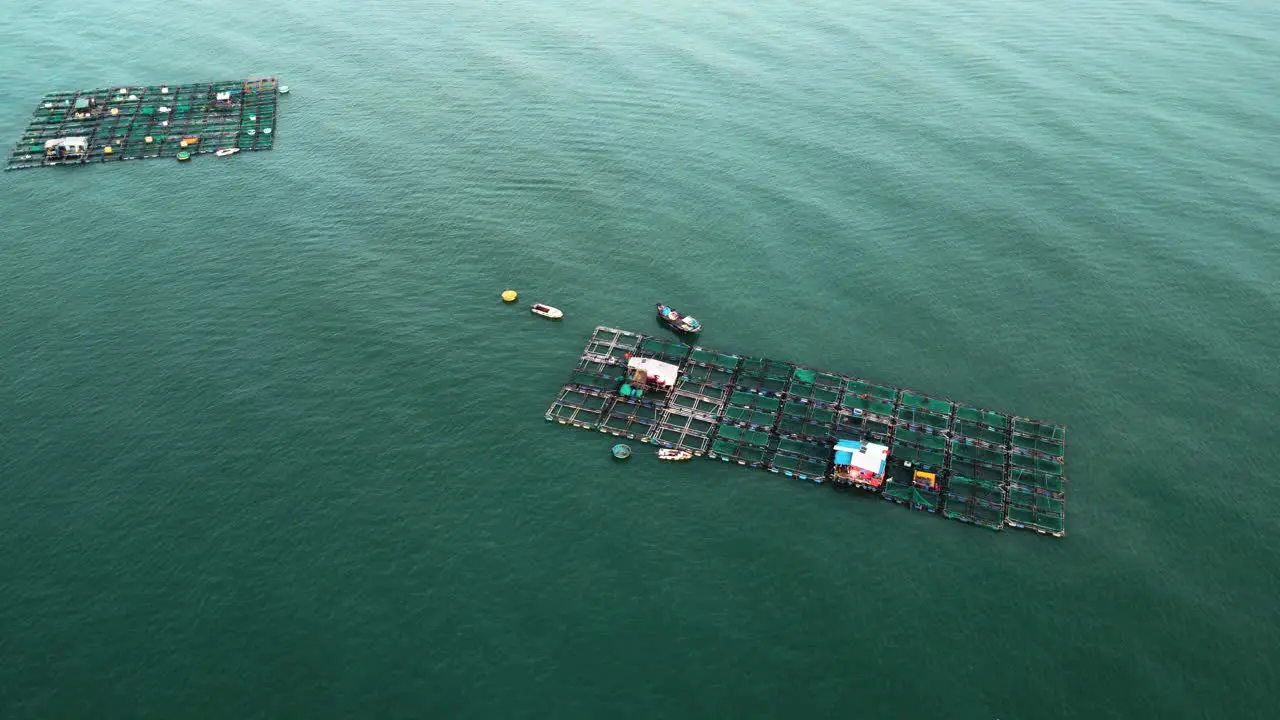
633, 336, 692, 366
775, 366, 842, 441
601, 393, 665, 440
1005, 484, 1066, 537
734, 356, 794, 396
6, 77, 281, 171
952, 405, 1012, 448
685, 345, 741, 387
722, 390, 781, 429
942, 475, 1007, 531
776, 397, 839, 441
882, 461, 944, 513
650, 369, 727, 455
547, 327, 1071, 538
894, 391, 954, 434
767, 436, 832, 482
708, 424, 775, 468
544, 327, 641, 429
651, 404, 718, 454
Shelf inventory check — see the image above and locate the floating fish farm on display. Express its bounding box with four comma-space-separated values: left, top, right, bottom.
5, 76, 280, 171
547, 327, 1068, 537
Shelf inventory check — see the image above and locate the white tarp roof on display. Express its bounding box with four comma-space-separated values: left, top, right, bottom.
627, 356, 680, 386
849, 442, 889, 475
45, 136, 88, 148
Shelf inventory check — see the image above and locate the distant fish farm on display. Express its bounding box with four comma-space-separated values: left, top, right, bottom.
547, 327, 1068, 537
4, 76, 281, 171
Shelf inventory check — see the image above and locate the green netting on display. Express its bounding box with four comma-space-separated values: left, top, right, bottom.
883, 482, 914, 503
638, 337, 691, 364
1013, 418, 1065, 441
786, 380, 840, 404
1012, 432, 1065, 458
736, 358, 793, 393
844, 378, 897, 400
781, 400, 835, 424
893, 428, 946, 451
954, 419, 1009, 446
1008, 487, 1064, 516
728, 392, 779, 413
950, 439, 1006, 466
841, 395, 896, 416
603, 398, 662, 437
1009, 469, 1065, 496
1006, 502, 1065, 535
769, 452, 829, 478
946, 476, 1006, 506
688, 348, 740, 369
895, 406, 951, 431
1009, 451, 1063, 474
723, 404, 776, 426
954, 405, 1009, 428
900, 392, 953, 414
777, 437, 828, 458
568, 368, 616, 390
943, 495, 1004, 530
715, 424, 772, 447
890, 441, 945, 468
709, 435, 770, 465
793, 368, 816, 384
683, 363, 734, 387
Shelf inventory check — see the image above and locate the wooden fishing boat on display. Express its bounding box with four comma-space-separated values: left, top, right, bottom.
657, 448, 693, 461
530, 303, 563, 319
656, 303, 701, 334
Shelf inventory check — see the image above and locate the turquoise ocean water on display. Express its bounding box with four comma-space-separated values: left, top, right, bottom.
2, 0, 1278, 716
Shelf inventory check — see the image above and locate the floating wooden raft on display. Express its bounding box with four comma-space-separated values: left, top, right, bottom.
5, 76, 280, 171
546, 326, 1068, 538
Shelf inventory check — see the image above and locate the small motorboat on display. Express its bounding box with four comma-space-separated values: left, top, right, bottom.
215, 148, 240, 157
530, 303, 563, 319
656, 303, 701, 334
658, 448, 694, 461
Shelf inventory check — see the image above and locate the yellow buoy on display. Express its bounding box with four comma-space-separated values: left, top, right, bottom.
103, 146, 113, 154
501, 290, 518, 303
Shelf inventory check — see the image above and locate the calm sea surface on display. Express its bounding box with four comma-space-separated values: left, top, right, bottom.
2, 0, 1278, 717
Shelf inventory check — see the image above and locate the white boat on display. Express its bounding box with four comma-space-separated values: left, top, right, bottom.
658, 449, 693, 461
279, 85, 290, 94
215, 148, 240, 157
530, 303, 563, 319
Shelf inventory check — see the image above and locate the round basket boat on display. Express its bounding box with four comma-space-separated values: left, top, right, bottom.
176, 151, 192, 162
501, 289, 517, 302
611, 444, 632, 460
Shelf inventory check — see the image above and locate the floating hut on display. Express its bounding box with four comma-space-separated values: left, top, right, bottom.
546, 326, 1068, 538
43, 136, 88, 161
831, 439, 889, 491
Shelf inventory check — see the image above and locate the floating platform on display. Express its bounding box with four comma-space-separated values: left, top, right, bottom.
5, 77, 280, 171
547, 326, 1069, 538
